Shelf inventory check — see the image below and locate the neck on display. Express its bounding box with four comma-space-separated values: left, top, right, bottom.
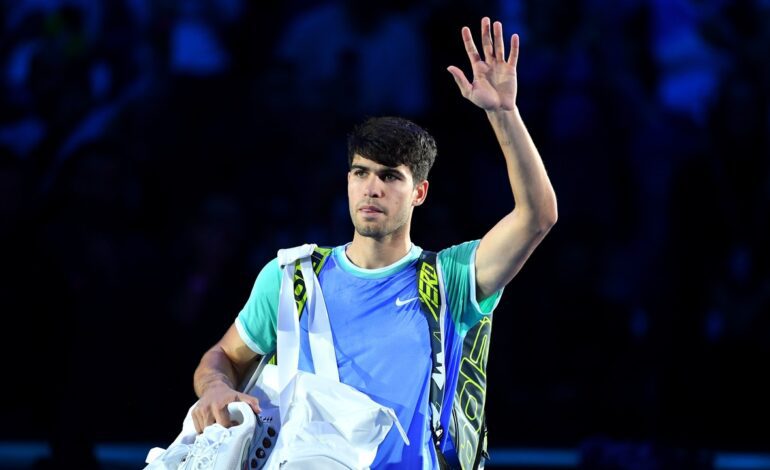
346, 231, 412, 269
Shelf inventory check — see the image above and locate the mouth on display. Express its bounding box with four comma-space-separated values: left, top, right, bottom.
359, 205, 385, 214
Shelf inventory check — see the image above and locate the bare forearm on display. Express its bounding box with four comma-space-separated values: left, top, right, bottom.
472, 106, 557, 298
193, 346, 240, 398
486, 107, 557, 227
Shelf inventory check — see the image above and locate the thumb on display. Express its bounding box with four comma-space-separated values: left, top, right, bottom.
447, 66, 472, 98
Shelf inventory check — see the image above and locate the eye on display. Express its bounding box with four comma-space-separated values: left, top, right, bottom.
382, 174, 398, 182
353, 169, 367, 177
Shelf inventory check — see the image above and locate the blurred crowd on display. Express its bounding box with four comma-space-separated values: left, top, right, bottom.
1, 0, 768, 467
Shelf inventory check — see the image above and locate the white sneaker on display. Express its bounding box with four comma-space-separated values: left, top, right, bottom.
144, 442, 192, 469
243, 410, 281, 470
179, 401, 256, 470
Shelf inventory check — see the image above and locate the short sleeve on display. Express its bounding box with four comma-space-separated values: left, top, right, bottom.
438, 240, 504, 337
235, 258, 282, 355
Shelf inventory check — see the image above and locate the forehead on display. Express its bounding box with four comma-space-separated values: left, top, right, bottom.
351, 154, 411, 176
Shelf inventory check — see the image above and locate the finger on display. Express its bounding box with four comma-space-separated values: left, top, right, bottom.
461, 26, 481, 64
447, 66, 472, 98
481, 17, 493, 63
192, 407, 207, 434
508, 33, 520, 68
493, 21, 505, 62
213, 405, 233, 428
238, 393, 261, 415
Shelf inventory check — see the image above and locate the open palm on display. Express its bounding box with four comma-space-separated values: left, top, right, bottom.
448, 17, 519, 112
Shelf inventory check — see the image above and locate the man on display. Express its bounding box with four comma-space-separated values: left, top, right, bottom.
190, 17, 557, 468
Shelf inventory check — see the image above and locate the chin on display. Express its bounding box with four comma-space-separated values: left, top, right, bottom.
355, 226, 386, 239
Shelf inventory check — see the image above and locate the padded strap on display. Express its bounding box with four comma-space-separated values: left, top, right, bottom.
417, 251, 448, 447
277, 261, 301, 423
276, 244, 339, 422
305, 259, 338, 382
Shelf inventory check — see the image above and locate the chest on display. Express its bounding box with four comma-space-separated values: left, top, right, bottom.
297, 265, 432, 383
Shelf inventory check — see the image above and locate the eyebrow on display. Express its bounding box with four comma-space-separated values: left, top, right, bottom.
351, 164, 406, 179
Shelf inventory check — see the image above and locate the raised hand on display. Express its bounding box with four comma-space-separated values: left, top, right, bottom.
447, 17, 519, 112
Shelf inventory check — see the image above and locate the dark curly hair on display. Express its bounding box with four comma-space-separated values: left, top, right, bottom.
347, 116, 437, 183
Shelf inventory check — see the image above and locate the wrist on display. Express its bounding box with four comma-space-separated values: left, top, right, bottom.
485, 107, 521, 127
485, 106, 518, 118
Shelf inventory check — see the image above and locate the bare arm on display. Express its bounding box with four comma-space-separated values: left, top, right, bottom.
448, 17, 557, 299
191, 323, 262, 433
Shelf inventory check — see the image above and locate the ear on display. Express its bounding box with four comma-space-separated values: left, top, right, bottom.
412, 180, 429, 207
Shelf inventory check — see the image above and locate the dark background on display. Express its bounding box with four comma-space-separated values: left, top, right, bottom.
1, 0, 769, 467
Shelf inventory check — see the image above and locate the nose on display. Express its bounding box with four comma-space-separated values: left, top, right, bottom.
363, 174, 383, 198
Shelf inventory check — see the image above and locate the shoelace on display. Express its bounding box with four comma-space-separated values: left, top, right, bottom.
160, 443, 191, 464
184, 425, 231, 470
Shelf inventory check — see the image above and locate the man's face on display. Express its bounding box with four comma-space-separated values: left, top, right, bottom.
347, 154, 428, 240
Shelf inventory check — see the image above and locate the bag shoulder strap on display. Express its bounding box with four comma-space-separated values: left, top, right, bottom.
290, 246, 332, 317
416, 251, 448, 449
244, 245, 333, 376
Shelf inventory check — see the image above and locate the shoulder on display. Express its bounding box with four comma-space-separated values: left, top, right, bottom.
250, 257, 282, 294
260, 257, 282, 278
437, 240, 480, 265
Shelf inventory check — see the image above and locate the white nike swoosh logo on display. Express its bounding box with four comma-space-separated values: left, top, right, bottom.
395, 297, 419, 307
